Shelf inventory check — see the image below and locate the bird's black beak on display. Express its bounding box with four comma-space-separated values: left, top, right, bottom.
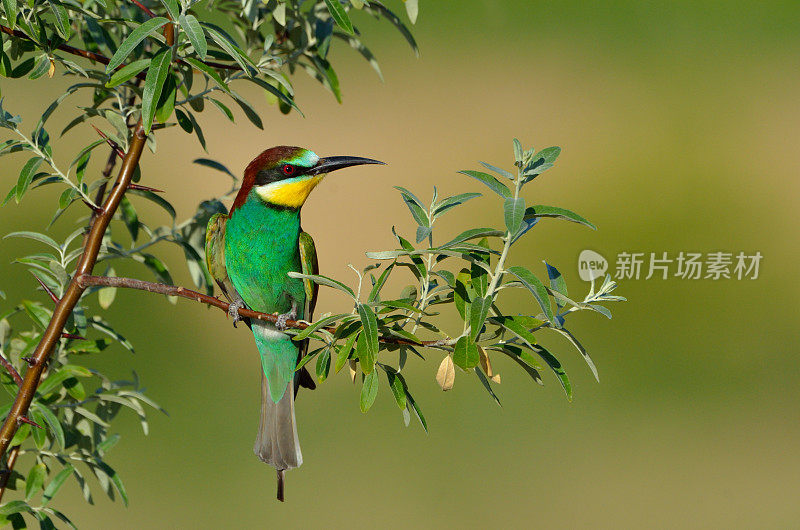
308, 155, 385, 176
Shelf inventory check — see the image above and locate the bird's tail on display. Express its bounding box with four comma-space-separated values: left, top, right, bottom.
254, 372, 302, 501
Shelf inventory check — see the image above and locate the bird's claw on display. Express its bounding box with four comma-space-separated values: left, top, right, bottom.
228, 299, 245, 328
274, 304, 297, 332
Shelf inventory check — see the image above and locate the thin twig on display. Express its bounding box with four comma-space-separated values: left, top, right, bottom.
0, 23, 243, 72
0, 355, 22, 387
76, 275, 452, 348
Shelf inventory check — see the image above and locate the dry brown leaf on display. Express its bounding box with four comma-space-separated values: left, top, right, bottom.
436, 355, 455, 391
348, 359, 357, 383
491, 374, 501, 384
47, 59, 55, 79
478, 346, 493, 377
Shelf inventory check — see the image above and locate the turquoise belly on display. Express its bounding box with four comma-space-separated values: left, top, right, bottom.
224, 197, 306, 317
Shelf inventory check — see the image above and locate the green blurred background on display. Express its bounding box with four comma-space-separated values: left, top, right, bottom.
2, 1, 799, 528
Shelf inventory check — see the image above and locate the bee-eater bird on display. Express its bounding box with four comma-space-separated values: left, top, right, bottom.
205, 146, 383, 501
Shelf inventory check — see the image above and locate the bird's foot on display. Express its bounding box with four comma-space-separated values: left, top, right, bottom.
227, 298, 245, 328
274, 303, 298, 331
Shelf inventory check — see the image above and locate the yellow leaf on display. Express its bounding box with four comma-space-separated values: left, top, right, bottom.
436, 355, 455, 391
478, 346, 493, 376
348, 359, 357, 383
491, 374, 501, 384
47, 58, 55, 78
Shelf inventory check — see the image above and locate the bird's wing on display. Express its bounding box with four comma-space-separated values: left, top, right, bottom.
205, 212, 239, 302
295, 230, 319, 393
298, 230, 319, 320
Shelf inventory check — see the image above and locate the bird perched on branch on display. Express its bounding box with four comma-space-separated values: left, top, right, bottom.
205, 146, 384, 501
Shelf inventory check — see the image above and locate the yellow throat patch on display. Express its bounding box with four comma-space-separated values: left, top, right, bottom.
255, 175, 324, 208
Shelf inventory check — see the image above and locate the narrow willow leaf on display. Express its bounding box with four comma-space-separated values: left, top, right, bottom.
287, 272, 355, 299
474, 367, 501, 405
127, 188, 176, 219
368, 3, 419, 57
435, 355, 454, 391
15, 157, 43, 202
98, 267, 116, 309
469, 296, 491, 340
291, 313, 347, 341
106, 18, 170, 72
452, 335, 479, 370
4, 230, 59, 250
32, 403, 64, 448
513, 138, 524, 164
523, 205, 596, 230
360, 370, 378, 412
550, 326, 599, 382
315, 348, 331, 382
209, 98, 234, 121
432, 192, 481, 218
458, 170, 511, 198
439, 228, 504, 249
395, 186, 429, 227
384, 368, 406, 409
179, 14, 207, 59
119, 196, 139, 241
141, 49, 171, 133
3, 0, 17, 30
47, 0, 70, 39
183, 57, 229, 93
42, 465, 74, 506
324, 0, 354, 35
159, 0, 179, 20
504, 197, 525, 235
335, 331, 358, 373
479, 160, 514, 180
25, 463, 46, 501
506, 265, 555, 325
367, 263, 393, 303
355, 331, 375, 375
203, 24, 255, 73
357, 303, 378, 372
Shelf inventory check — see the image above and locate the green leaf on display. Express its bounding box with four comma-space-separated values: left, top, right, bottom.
523, 205, 596, 230
550, 326, 599, 382
42, 465, 73, 506
504, 197, 525, 235
127, 188, 176, 219
209, 98, 233, 121
0, 500, 31, 517
98, 267, 116, 310
479, 160, 514, 180
432, 192, 481, 218
315, 348, 331, 382
4, 230, 59, 250
452, 335, 479, 370
357, 304, 378, 373
106, 18, 170, 73
384, 368, 406, 409
140, 253, 173, 284
506, 266, 555, 325
439, 228, 504, 249
368, 2, 419, 57
367, 263, 393, 303
469, 296, 491, 340
25, 462, 46, 500
324, 0, 354, 35
32, 403, 64, 448
474, 367, 501, 406
203, 24, 255, 74
291, 313, 347, 341
3, 0, 17, 30
30, 408, 47, 449
354, 331, 374, 375
119, 197, 139, 241
458, 170, 511, 198
141, 49, 172, 134
335, 331, 358, 373
183, 57, 229, 93
395, 186, 429, 227
360, 370, 378, 412
175, 108, 193, 132
287, 272, 355, 299
47, 0, 70, 39
179, 14, 207, 59
15, 157, 43, 202
159, 0, 179, 20
513, 138, 524, 164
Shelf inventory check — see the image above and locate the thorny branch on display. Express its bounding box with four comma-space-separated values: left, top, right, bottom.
76, 275, 455, 349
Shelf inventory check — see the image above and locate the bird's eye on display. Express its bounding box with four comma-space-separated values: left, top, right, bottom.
281, 164, 296, 176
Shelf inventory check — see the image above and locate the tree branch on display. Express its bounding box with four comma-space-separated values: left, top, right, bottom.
0, 23, 242, 73
0, 122, 148, 459
76, 275, 451, 348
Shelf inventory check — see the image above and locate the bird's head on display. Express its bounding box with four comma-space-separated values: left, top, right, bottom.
232, 146, 384, 212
